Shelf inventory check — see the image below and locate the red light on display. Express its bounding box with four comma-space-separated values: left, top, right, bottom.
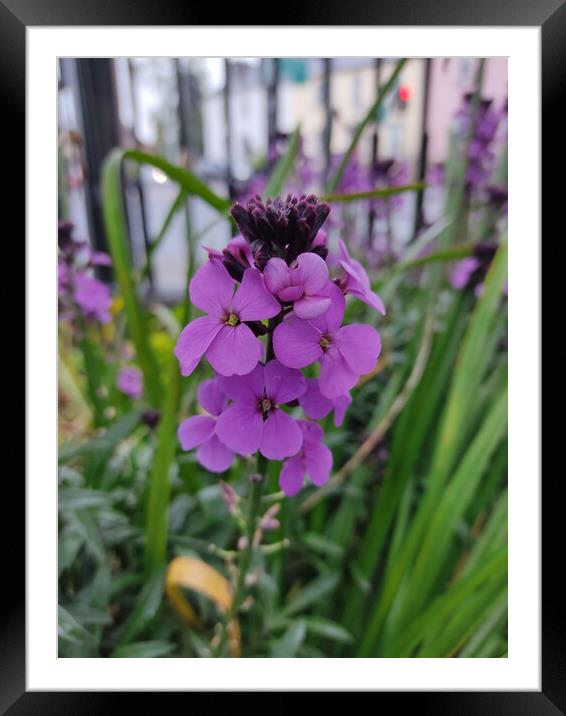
399, 84, 411, 102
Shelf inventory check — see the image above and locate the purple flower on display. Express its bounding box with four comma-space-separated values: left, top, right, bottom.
231, 194, 330, 269
299, 378, 351, 427
273, 283, 381, 399
451, 257, 481, 290
264, 252, 331, 319
73, 273, 112, 323
117, 367, 143, 399
58, 260, 71, 296
215, 360, 306, 461
279, 421, 333, 497
89, 251, 112, 267
177, 377, 235, 473
174, 260, 280, 378
338, 240, 386, 314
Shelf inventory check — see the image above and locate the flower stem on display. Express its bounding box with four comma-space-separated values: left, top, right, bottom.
212, 454, 266, 657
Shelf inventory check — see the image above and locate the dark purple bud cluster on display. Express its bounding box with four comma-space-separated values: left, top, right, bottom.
231, 194, 330, 270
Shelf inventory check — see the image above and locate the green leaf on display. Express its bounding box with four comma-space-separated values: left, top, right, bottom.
270, 620, 306, 657
112, 640, 175, 658
281, 573, 340, 618
300, 532, 344, 560
114, 567, 165, 648
121, 149, 230, 213
264, 125, 301, 196
58, 408, 144, 464
58, 605, 98, 648
323, 183, 424, 203
58, 488, 111, 512
303, 617, 353, 644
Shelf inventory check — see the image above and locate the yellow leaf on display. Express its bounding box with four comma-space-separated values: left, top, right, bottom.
111, 295, 124, 315
165, 556, 240, 657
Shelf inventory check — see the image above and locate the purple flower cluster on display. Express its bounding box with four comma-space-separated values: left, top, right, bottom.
454, 94, 503, 193
175, 195, 384, 496
58, 221, 112, 324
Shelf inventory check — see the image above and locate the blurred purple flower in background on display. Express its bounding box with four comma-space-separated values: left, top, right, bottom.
73, 274, 112, 324
58, 220, 113, 325
117, 367, 143, 399
455, 94, 501, 194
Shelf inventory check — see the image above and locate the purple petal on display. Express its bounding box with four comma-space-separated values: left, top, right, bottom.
264, 359, 306, 404
333, 393, 352, 427
451, 257, 480, 290
338, 239, 350, 262
299, 379, 334, 420
334, 324, 382, 376
206, 323, 262, 377
177, 415, 216, 450
279, 285, 304, 302
272, 315, 322, 369
264, 258, 291, 296
196, 434, 234, 473
341, 256, 371, 291
197, 377, 228, 417
353, 287, 386, 315
293, 294, 332, 319
299, 419, 325, 445
216, 402, 263, 455
308, 282, 345, 334
304, 440, 333, 487
260, 409, 303, 460
189, 259, 235, 318
319, 348, 360, 399
222, 362, 264, 403
294, 252, 329, 294
232, 268, 281, 322
341, 259, 386, 315
279, 457, 305, 497
174, 316, 224, 377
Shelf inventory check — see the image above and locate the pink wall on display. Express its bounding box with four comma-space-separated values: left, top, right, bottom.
427, 58, 508, 162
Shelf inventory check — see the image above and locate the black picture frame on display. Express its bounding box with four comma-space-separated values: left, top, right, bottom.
10, 0, 557, 710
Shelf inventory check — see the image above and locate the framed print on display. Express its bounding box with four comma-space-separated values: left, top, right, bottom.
8, 0, 557, 709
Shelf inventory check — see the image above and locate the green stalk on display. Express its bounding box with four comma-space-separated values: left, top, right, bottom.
212, 455, 267, 657
326, 59, 408, 193
77, 327, 105, 427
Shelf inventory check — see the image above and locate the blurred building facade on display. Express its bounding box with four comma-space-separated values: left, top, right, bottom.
58, 56, 507, 302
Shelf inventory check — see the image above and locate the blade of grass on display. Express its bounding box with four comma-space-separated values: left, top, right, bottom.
384, 547, 506, 657
264, 125, 301, 197
102, 151, 163, 406
389, 385, 508, 636
323, 183, 424, 203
